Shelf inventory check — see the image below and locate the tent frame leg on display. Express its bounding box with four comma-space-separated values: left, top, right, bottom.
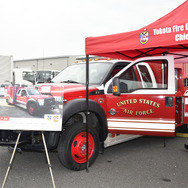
86, 54, 89, 172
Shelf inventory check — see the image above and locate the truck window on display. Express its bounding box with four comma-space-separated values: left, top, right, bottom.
22, 71, 35, 83
175, 68, 181, 92
16, 89, 21, 95
21, 90, 27, 96
122, 60, 167, 93
119, 66, 138, 92
105, 63, 130, 87
184, 78, 188, 87
108, 60, 168, 93
137, 64, 153, 88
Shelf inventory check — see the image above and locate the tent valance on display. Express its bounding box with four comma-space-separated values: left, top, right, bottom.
85, 1, 188, 60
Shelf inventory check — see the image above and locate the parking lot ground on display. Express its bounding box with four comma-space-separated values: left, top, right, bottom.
0, 136, 188, 188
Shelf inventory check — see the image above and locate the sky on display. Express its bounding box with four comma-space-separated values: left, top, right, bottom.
0, 0, 186, 60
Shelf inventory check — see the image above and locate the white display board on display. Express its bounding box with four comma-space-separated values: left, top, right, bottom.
0, 115, 62, 131
0, 85, 63, 131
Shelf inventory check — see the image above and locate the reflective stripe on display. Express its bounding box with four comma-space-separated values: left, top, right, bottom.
107, 119, 175, 132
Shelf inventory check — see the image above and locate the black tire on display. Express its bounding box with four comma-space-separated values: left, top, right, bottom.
6, 98, 10, 105
27, 103, 38, 116
58, 122, 99, 171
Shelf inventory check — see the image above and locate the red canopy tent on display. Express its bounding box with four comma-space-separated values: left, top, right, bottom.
85, 0, 188, 60
85, 1, 188, 169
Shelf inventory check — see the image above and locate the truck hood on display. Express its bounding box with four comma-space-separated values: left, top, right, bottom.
37, 83, 98, 98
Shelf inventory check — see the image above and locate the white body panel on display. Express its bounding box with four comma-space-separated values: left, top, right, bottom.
104, 133, 141, 148
13, 69, 35, 85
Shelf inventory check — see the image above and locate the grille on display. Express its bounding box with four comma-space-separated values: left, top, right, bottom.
44, 98, 55, 106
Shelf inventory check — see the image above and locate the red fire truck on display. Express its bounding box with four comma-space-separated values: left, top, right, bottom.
0, 55, 187, 171
5, 86, 56, 116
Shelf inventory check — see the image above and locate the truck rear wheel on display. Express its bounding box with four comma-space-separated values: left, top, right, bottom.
58, 122, 99, 171
27, 103, 38, 116
6, 98, 10, 105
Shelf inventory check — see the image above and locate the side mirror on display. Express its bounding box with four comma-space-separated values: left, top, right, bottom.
112, 77, 120, 96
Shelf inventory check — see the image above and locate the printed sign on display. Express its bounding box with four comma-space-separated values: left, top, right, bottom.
152, 22, 188, 42
0, 85, 63, 131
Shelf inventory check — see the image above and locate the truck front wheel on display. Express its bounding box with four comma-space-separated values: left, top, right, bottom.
27, 103, 38, 116
58, 122, 99, 171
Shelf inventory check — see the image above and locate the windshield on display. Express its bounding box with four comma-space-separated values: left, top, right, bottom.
27, 89, 40, 95
52, 62, 112, 86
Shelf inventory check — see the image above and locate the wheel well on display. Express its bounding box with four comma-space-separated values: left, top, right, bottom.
27, 100, 37, 109
63, 111, 106, 142
62, 99, 108, 142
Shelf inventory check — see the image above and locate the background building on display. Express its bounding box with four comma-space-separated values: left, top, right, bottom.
14, 55, 80, 71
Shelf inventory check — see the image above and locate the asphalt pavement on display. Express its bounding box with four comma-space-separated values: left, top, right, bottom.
0, 136, 188, 188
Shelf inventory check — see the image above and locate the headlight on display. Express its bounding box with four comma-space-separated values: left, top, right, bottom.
38, 99, 44, 106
